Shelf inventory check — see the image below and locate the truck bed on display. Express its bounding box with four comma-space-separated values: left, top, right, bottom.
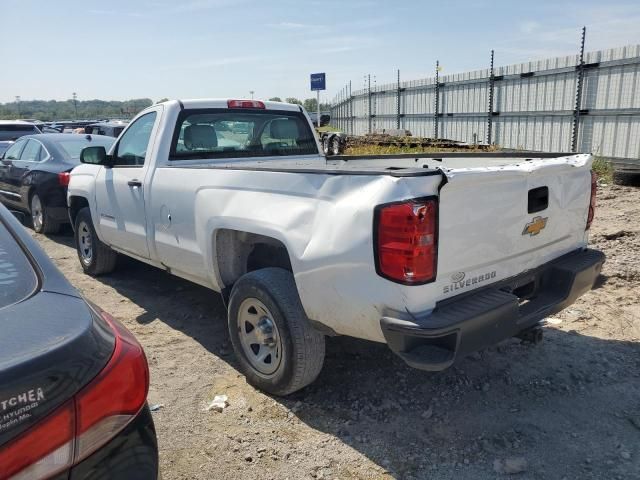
164, 152, 582, 177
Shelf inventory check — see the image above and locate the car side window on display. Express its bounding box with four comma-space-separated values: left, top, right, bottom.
19, 140, 42, 162
113, 112, 157, 167
3, 140, 27, 160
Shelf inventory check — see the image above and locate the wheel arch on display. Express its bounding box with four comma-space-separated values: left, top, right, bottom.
212, 228, 294, 292
68, 195, 90, 229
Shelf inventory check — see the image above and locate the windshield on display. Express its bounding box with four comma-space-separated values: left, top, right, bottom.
57, 137, 115, 160
0, 219, 37, 310
170, 109, 317, 160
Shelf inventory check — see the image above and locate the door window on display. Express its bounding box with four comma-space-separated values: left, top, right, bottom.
113, 112, 157, 166
3, 140, 27, 160
19, 140, 42, 162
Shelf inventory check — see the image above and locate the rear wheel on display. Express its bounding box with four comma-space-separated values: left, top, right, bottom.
74, 207, 118, 276
228, 268, 325, 396
30, 193, 60, 234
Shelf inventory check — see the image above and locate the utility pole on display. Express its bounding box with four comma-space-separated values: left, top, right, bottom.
15, 96, 21, 117
72, 92, 78, 119
571, 26, 586, 153
249, 90, 254, 100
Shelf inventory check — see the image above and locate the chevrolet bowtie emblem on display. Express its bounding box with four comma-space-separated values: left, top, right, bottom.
522, 216, 548, 236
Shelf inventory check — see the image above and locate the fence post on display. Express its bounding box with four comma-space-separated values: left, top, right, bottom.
349, 80, 353, 135
487, 49, 495, 145
434, 60, 440, 139
572, 26, 586, 153
396, 69, 401, 129
367, 74, 372, 134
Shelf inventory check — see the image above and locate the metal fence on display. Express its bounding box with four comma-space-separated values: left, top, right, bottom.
330, 39, 640, 170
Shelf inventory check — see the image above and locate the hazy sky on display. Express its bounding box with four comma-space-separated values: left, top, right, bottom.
1, 0, 640, 104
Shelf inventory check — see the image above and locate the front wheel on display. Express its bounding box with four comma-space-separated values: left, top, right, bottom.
228, 268, 325, 396
74, 207, 118, 276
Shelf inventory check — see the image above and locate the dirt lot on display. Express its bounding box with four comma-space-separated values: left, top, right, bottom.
31, 184, 639, 480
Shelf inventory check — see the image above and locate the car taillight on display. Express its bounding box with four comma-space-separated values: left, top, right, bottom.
58, 172, 70, 186
586, 171, 597, 230
0, 310, 148, 480
374, 197, 438, 284
227, 99, 265, 109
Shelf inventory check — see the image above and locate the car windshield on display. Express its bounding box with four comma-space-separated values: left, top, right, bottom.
0, 125, 40, 141
170, 109, 317, 160
0, 219, 37, 310
56, 137, 115, 160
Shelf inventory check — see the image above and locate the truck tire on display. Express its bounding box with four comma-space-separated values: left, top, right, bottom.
228, 268, 325, 396
613, 171, 640, 186
74, 207, 118, 276
330, 135, 341, 156
30, 193, 60, 234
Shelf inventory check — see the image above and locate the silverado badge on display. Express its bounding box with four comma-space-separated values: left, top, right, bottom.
522, 216, 548, 236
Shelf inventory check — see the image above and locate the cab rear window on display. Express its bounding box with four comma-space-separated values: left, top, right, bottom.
0, 221, 37, 309
169, 109, 317, 160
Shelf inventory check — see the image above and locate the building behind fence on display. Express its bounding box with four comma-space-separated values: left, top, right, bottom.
330, 41, 640, 170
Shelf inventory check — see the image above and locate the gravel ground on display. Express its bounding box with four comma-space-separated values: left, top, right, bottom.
29, 184, 639, 480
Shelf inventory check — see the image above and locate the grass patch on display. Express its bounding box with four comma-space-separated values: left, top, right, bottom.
592, 156, 613, 183
316, 125, 341, 133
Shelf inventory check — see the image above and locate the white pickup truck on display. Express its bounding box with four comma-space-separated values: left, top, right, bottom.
68, 98, 604, 395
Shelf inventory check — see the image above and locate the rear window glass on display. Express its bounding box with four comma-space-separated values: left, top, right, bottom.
170, 109, 317, 160
56, 137, 115, 160
0, 125, 39, 141
0, 220, 37, 309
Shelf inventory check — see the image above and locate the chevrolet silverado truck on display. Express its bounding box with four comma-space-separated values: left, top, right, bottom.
67, 98, 604, 395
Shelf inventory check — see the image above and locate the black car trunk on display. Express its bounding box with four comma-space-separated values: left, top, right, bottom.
0, 213, 115, 446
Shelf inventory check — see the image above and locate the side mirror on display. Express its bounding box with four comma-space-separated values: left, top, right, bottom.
80, 146, 111, 166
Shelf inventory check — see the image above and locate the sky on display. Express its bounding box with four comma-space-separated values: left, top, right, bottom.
1, 0, 640, 104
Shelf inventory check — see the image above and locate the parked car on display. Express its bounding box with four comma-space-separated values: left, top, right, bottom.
0, 121, 41, 141
0, 203, 158, 479
68, 98, 604, 396
85, 120, 128, 138
0, 133, 114, 234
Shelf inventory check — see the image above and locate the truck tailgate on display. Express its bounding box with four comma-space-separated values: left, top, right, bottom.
437, 154, 592, 294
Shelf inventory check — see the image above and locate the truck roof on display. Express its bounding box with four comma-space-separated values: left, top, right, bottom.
162, 98, 303, 112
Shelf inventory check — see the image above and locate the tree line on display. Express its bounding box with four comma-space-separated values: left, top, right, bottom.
0, 98, 155, 121
268, 97, 331, 112
0, 97, 331, 121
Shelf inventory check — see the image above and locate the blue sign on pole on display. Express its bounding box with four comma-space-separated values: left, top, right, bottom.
310, 73, 326, 91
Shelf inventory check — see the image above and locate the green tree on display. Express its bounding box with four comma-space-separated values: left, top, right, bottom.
303, 98, 317, 112
268, 97, 282, 102
285, 97, 302, 105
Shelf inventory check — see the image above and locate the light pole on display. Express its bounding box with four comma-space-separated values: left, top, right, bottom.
15, 96, 21, 117
249, 90, 254, 99
72, 92, 78, 119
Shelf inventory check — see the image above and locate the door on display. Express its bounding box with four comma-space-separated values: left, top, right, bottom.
0, 139, 29, 208
13, 139, 43, 210
94, 111, 158, 258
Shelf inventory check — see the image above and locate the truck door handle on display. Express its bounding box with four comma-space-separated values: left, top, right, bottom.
127, 179, 142, 188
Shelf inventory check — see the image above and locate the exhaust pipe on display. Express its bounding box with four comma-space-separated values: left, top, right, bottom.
516, 326, 544, 344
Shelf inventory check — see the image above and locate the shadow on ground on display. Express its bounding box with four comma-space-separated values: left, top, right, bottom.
46, 231, 640, 479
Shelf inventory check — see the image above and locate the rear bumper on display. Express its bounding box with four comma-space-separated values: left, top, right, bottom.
380, 248, 605, 371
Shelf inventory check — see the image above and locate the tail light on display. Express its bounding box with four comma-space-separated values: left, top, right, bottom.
0, 310, 148, 480
374, 197, 438, 284
227, 99, 265, 109
57, 172, 70, 186
586, 171, 597, 230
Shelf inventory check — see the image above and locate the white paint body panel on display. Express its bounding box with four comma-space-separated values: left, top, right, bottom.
69, 99, 593, 343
